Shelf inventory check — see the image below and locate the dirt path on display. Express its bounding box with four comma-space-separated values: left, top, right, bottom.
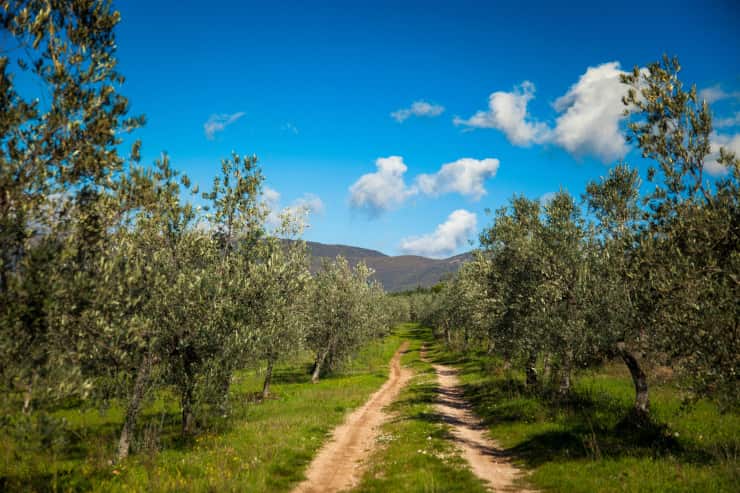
422, 347, 532, 492
292, 342, 412, 493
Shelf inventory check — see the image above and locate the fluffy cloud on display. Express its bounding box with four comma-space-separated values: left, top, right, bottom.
416, 158, 499, 200
699, 84, 740, 104
399, 209, 477, 258
263, 186, 325, 231
349, 156, 418, 215
391, 101, 445, 122
551, 62, 630, 162
705, 132, 740, 176
283, 193, 325, 219
204, 112, 245, 140
454, 81, 550, 146
455, 62, 632, 163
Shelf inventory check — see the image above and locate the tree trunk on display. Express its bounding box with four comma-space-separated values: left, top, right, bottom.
311, 350, 328, 384
22, 372, 36, 414
542, 353, 552, 382
181, 350, 197, 437
559, 352, 572, 395
117, 353, 153, 461
559, 370, 571, 394
262, 358, 275, 398
617, 342, 649, 416
525, 352, 538, 387
486, 338, 495, 355
181, 383, 195, 436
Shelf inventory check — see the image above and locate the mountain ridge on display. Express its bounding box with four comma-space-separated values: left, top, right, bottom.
302, 240, 472, 292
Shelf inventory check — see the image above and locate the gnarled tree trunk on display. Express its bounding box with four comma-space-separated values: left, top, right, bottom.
117, 352, 153, 461
617, 342, 649, 416
181, 379, 196, 437
311, 349, 328, 384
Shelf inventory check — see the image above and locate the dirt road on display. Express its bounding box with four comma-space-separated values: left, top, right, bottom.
424, 347, 532, 492
292, 342, 412, 493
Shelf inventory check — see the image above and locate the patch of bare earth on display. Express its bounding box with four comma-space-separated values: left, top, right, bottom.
422, 347, 534, 492
292, 342, 412, 493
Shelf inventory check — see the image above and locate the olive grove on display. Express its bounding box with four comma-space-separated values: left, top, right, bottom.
418, 56, 739, 414
0, 0, 399, 463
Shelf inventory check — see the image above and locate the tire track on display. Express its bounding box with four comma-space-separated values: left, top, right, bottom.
422, 346, 533, 492
293, 341, 412, 493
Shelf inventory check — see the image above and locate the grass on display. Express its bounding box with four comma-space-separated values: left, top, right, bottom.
434, 344, 740, 492
0, 332, 403, 492
6, 324, 735, 492
352, 324, 490, 493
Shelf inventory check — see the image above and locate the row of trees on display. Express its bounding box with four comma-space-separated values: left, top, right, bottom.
417, 57, 739, 415
0, 1, 399, 462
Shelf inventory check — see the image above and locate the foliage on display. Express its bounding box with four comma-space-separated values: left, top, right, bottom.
420, 56, 739, 411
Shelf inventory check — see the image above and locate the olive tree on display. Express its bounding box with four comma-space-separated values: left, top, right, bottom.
1, 0, 143, 413
622, 56, 740, 406
248, 232, 311, 398
537, 191, 595, 393
306, 257, 377, 383
585, 164, 651, 415
479, 196, 545, 384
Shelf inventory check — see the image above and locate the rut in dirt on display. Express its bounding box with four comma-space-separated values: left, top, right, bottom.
292, 341, 412, 493
423, 346, 534, 492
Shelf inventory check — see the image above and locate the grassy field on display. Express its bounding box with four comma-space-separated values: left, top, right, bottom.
4, 324, 737, 492
0, 333, 403, 492
353, 324, 490, 493
432, 343, 740, 492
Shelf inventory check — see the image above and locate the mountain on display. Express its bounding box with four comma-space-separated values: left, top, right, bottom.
303, 241, 472, 292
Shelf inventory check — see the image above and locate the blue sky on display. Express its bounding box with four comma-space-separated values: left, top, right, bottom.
113, 0, 739, 257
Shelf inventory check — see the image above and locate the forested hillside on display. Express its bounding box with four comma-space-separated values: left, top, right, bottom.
303, 241, 471, 291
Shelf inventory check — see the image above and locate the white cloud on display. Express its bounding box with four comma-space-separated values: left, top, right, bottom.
204, 112, 245, 140
551, 62, 630, 163
391, 101, 445, 122
455, 62, 632, 163
282, 122, 299, 134
705, 132, 740, 176
283, 193, 325, 219
263, 186, 281, 208
400, 209, 477, 258
715, 112, 740, 129
416, 158, 499, 200
454, 81, 551, 146
699, 84, 740, 104
349, 156, 418, 216
263, 186, 324, 231
539, 192, 557, 206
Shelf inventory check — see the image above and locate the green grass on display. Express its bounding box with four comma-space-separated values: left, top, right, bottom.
7, 325, 734, 492
434, 344, 740, 493
0, 332, 403, 492
352, 324, 490, 493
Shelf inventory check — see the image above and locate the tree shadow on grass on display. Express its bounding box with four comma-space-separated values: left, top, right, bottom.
459, 377, 715, 468
0, 468, 113, 493
271, 363, 314, 385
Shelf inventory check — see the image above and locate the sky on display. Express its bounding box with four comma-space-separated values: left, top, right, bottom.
110, 0, 739, 257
